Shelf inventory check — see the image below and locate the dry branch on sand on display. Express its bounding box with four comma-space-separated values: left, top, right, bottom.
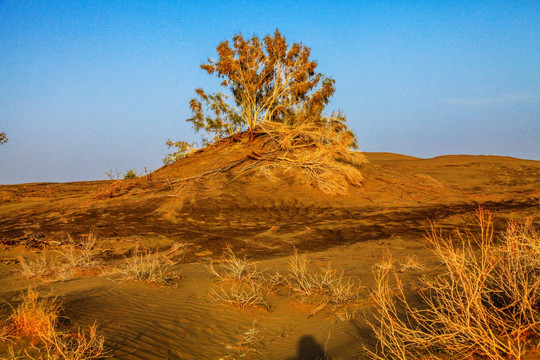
253, 121, 366, 195
367, 208, 540, 360
163, 123, 367, 197
205, 245, 260, 282
0, 289, 108, 359
219, 320, 265, 360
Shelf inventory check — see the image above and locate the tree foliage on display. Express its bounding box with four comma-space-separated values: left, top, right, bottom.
186, 29, 357, 148
163, 139, 195, 165
0, 132, 7, 146
123, 169, 138, 180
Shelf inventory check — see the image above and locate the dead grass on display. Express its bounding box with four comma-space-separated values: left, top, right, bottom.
367, 208, 540, 360
58, 233, 99, 271
17, 254, 53, 279
1, 289, 108, 359
396, 256, 425, 272
206, 246, 272, 309
220, 320, 264, 359
17, 233, 102, 282
39, 322, 107, 360
115, 247, 180, 286
284, 250, 364, 316
206, 245, 259, 282
247, 121, 367, 195
7, 289, 60, 339
206, 247, 364, 314
210, 282, 269, 310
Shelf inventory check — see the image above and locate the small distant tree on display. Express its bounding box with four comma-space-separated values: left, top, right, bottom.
0, 132, 7, 146
123, 169, 138, 180
185, 29, 356, 147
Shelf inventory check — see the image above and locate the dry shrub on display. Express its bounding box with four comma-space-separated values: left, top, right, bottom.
164, 242, 189, 264
210, 282, 268, 310
1, 289, 108, 359
18, 254, 53, 279
397, 256, 425, 273
254, 121, 366, 195
285, 250, 364, 311
368, 208, 540, 360
220, 320, 264, 359
7, 289, 59, 339
206, 245, 259, 282
17, 233, 101, 283
116, 247, 180, 286
206, 246, 272, 309
39, 322, 107, 360
207, 247, 363, 312
58, 233, 100, 271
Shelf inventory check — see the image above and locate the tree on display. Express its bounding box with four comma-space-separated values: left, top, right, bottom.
186, 29, 356, 148
0, 132, 7, 146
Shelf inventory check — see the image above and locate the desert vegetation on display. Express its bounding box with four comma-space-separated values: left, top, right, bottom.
368, 208, 540, 360
114, 243, 187, 286
206, 246, 365, 318
1, 27, 539, 359
17, 233, 102, 282
164, 29, 364, 195
0, 289, 108, 359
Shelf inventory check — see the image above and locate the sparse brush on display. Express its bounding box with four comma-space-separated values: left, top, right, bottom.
164, 242, 189, 265
2, 289, 109, 359
396, 256, 425, 272
367, 208, 540, 360
325, 270, 364, 307
59, 232, 99, 270
18, 253, 54, 279
285, 250, 363, 309
221, 320, 264, 359
253, 121, 366, 195
40, 322, 108, 360
0, 319, 13, 342
207, 247, 284, 309
372, 256, 394, 271
7, 289, 60, 339
333, 307, 358, 322
258, 271, 284, 294
284, 250, 319, 298
210, 282, 268, 310
0, 347, 26, 360
116, 247, 179, 286
206, 245, 259, 282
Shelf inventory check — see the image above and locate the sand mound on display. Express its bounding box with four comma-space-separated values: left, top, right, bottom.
95, 133, 455, 208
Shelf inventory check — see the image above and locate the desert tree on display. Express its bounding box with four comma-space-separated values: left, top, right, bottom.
185, 29, 357, 147
0, 132, 7, 146
163, 30, 364, 195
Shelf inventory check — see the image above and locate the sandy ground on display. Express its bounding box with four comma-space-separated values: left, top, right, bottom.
0, 150, 539, 359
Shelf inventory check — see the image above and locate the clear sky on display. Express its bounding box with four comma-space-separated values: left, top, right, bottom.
1, 0, 539, 184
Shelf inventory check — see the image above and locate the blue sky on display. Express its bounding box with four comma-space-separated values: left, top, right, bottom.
0, 0, 539, 184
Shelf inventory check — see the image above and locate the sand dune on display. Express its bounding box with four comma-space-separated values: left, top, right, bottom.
0, 149, 538, 359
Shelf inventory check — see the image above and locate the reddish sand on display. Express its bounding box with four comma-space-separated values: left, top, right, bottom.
0, 147, 538, 359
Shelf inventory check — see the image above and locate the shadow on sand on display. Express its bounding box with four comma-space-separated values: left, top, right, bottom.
287, 335, 327, 360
